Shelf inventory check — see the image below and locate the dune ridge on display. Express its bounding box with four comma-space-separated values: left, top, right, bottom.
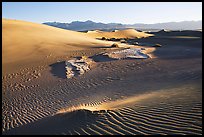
3, 84, 202, 135
3, 19, 154, 74
56, 84, 202, 135
2, 18, 202, 135
2, 19, 114, 72
86, 29, 154, 39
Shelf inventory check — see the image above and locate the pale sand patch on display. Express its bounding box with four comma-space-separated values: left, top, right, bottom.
103, 48, 150, 59
65, 56, 95, 78
3, 19, 155, 74
2, 19, 113, 73
2, 19, 202, 135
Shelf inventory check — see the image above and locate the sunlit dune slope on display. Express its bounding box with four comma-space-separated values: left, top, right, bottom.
2, 19, 113, 65
86, 29, 154, 39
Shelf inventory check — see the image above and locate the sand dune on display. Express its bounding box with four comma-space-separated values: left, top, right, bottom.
155, 29, 202, 37
86, 29, 154, 39
3, 19, 155, 74
3, 84, 202, 135
2, 19, 115, 73
2, 19, 202, 135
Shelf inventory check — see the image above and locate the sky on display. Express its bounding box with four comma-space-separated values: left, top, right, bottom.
2, 2, 202, 24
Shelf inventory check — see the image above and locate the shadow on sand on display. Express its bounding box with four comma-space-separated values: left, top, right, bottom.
49, 61, 67, 79
3, 109, 99, 135
90, 53, 117, 62
135, 35, 202, 60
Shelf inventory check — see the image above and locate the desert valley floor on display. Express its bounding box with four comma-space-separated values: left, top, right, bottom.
2, 19, 202, 135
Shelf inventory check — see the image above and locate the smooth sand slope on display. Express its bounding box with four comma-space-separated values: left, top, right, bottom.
2, 19, 113, 73
2, 19, 154, 74
2, 19, 202, 135
86, 29, 153, 39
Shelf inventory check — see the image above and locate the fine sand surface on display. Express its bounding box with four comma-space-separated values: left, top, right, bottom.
86, 29, 153, 39
2, 19, 113, 74
2, 19, 202, 135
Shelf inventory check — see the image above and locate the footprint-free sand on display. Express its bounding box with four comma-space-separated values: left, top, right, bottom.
2, 19, 202, 135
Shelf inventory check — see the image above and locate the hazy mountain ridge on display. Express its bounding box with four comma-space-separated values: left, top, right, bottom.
43, 20, 123, 31
43, 20, 202, 31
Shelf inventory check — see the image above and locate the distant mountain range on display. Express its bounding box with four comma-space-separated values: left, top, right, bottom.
43, 20, 202, 31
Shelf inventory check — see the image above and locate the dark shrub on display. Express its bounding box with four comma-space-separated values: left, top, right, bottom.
101, 37, 106, 40
111, 43, 119, 48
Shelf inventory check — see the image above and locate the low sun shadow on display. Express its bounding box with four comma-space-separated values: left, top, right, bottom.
90, 53, 117, 62
49, 61, 67, 79
91, 46, 113, 48
3, 109, 99, 135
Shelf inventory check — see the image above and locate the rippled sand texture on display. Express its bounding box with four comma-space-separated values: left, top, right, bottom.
3, 84, 202, 135
65, 85, 202, 135
2, 19, 202, 135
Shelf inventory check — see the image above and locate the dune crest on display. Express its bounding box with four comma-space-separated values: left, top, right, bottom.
3, 18, 201, 135
56, 84, 201, 114
86, 28, 154, 39
2, 19, 113, 71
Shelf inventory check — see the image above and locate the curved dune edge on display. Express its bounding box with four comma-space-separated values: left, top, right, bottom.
2, 19, 114, 65
54, 84, 201, 135
86, 29, 154, 39
3, 82, 202, 135
4, 82, 200, 135
3, 19, 156, 74
3, 19, 201, 135
56, 84, 200, 114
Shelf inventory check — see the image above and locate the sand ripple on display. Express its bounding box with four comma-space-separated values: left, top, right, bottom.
3, 83, 202, 135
